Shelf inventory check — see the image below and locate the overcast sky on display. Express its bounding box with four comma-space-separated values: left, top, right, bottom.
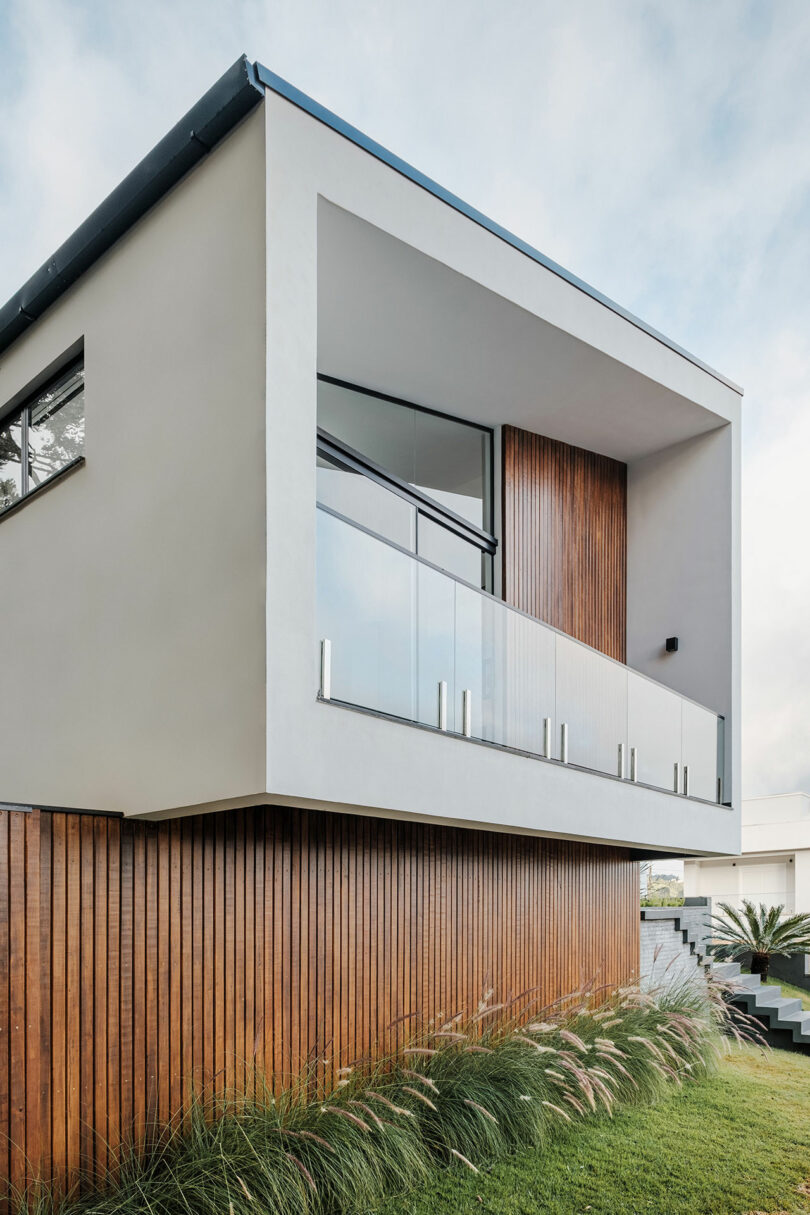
2, 0, 810, 808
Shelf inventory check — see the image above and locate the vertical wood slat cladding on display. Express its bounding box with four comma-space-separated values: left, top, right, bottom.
0, 805, 639, 1196
502, 424, 627, 663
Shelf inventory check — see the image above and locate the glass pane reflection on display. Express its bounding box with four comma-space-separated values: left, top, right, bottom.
317, 454, 416, 551
0, 415, 22, 512
28, 364, 85, 487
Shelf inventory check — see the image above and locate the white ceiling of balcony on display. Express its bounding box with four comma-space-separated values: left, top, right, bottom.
317, 202, 729, 464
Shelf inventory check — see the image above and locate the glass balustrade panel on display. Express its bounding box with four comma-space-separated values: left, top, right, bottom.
500, 610, 556, 754
453, 581, 492, 742
317, 508, 723, 801
317, 455, 416, 551
316, 509, 416, 720
416, 561, 457, 730
555, 635, 628, 775
682, 699, 721, 801
627, 673, 683, 791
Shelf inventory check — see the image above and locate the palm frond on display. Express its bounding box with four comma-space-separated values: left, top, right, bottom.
710, 899, 810, 959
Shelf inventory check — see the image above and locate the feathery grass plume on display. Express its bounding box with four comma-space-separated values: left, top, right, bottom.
284, 1152, 318, 1194
558, 1029, 589, 1053
365, 1091, 415, 1117
320, 1105, 373, 1131
471, 1003, 506, 1023
515, 1033, 554, 1052
449, 1149, 480, 1173
293, 1129, 336, 1152
401, 1069, 441, 1093
463, 1098, 498, 1124
402, 1086, 438, 1111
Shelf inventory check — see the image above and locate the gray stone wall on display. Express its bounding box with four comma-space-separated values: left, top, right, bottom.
639, 900, 712, 991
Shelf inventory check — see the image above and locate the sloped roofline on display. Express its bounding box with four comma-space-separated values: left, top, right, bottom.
0, 54, 742, 395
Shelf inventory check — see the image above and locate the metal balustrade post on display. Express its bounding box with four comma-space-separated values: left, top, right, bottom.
462, 689, 472, 738
543, 717, 552, 759
320, 638, 331, 700
630, 747, 638, 783
560, 722, 569, 764
683, 765, 690, 797
617, 742, 626, 779
438, 681, 448, 731
673, 762, 681, 794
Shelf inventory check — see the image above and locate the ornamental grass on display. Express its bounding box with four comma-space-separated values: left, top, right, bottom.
11, 969, 764, 1215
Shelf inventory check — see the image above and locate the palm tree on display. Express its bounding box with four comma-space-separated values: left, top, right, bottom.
709, 900, 810, 981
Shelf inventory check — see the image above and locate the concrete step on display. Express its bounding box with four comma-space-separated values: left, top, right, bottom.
728, 982, 810, 1049
759, 995, 803, 1019
779, 1011, 810, 1043
712, 960, 742, 980
736, 972, 762, 990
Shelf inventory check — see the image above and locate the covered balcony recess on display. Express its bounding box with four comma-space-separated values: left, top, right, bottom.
314, 388, 724, 805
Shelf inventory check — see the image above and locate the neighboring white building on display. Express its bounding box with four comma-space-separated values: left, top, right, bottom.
684, 793, 810, 915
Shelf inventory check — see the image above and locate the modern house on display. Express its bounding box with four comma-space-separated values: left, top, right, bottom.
685, 794, 810, 917
0, 56, 742, 1193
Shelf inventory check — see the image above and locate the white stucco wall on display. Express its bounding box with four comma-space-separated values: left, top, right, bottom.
0, 108, 268, 815
626, 424, 740, 817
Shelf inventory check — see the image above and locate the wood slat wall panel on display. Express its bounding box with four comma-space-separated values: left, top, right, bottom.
1, 805, 638, 1199
502, 425, 627, 662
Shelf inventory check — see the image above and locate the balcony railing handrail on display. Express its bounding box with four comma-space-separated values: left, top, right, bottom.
316, 501, 724, 723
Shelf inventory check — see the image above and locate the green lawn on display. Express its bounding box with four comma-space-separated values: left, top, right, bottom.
369, 1047, 810, 1215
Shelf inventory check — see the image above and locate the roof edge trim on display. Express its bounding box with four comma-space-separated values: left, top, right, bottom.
0, 55, 263, 357
255, 61, 742, 396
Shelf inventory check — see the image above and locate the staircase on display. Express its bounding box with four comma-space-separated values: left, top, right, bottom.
712, 960, 810, 1051
640, 905, 712, 971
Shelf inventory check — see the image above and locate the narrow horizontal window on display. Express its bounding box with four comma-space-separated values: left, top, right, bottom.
0, 360, 84, 518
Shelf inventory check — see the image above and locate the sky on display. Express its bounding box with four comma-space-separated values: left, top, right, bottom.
2, 0, 810, 816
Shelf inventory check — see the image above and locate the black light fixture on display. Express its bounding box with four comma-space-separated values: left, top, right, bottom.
665, 636, 679, 653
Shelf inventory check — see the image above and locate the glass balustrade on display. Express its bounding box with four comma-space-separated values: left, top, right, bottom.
317, 506, 725, 803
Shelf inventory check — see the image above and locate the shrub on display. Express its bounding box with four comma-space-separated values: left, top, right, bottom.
710, 899, 810, 980
10, 975, 763, 1215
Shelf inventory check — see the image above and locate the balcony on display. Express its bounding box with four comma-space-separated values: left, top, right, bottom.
316, 505, 724, 804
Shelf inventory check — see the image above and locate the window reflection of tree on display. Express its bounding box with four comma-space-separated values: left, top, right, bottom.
0, 365, 84, 512
29, 382, 85, 486
0, 423, 21, 509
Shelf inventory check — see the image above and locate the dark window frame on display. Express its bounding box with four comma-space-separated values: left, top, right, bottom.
0, 358, 85, 518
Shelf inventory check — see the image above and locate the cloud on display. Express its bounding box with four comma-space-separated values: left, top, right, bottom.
2, 0, 810, 797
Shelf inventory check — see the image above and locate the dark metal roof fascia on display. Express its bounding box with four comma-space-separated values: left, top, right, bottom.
254, 61, 742, 397
0, 55, 263, 357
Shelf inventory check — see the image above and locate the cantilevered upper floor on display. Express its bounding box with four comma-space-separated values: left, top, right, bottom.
0, 57, 742, 857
